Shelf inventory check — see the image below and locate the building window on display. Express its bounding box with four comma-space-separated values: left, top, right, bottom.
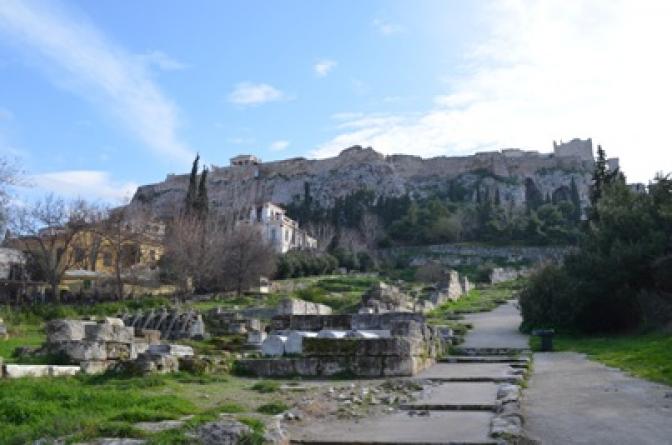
271, 229, 277, 241
149, 250, 156, 261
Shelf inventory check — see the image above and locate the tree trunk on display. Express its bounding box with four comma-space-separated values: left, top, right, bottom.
51, 281, 59, 304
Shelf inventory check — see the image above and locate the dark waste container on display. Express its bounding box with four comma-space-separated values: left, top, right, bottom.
532, 329, 555, 352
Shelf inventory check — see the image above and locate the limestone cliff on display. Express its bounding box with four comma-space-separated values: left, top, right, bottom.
129, 139, 597, 219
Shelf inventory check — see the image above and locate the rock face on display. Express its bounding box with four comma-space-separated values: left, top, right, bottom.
129, 143, 596, 219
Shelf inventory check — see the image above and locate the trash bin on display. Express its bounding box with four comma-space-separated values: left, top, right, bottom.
532, 329, 555, 352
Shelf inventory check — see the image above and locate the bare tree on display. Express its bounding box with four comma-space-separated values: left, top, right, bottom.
10, 195, 93, 301
305, 220, 336, 251
162, 213, 225, 294
95, 206, 152, 299
0, 156, 22, 231
220, 223, 276, 296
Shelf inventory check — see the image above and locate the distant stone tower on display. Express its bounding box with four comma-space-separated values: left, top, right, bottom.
553, 138, 594, 162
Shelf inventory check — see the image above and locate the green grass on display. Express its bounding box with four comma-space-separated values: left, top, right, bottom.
292, 275, 379, 313
427, 280, 522, 321
530, 332, 672, 386
0, 375, 195, 444
256, 401, 288, 415
250, 380, 280, 393
0, 324, 45, 363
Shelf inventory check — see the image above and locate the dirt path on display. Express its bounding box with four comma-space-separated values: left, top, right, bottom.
523, 352, 672, 444
460, 300, 529, 350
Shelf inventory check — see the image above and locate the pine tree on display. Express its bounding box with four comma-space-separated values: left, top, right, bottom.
185, 154, 200, 215
590, 145, 608, 220
570, 176, 582, 221
195, 167, 209, 219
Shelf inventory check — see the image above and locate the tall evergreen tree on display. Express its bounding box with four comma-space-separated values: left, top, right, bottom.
590, 145, 608, 220
195, 167, 209, 218
570, 176, 582, 221
185, 154, 200, 215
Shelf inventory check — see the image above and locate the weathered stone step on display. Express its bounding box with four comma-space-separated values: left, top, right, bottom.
399, 382, 498, 412
451, 347, 531, 356
289, 410, 498, 445
440, 356, 529, 364
417, 363, 522, 384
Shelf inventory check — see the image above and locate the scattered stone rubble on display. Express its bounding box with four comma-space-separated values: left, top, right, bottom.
359, 282, 414, 314
490, 267, 532, 285
121, 308, 206, 340
427, 270, 473, 306
2, 316, 199, 378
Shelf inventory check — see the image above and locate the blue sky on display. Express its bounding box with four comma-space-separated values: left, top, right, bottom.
1, 0, 671, 203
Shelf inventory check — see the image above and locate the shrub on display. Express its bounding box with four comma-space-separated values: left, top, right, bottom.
250, 380, 280, 393
256, 401, 288, 415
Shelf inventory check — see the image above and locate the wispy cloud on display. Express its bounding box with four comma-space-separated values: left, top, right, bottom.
372, 18, 405, 36
314, 59, 337, 77
315, 1, 672, 182
30, 170, 138, 202
269, 140, 289, 151
0, 1, 193, 163
228, 82, 287, 106
137, 50, 186, 71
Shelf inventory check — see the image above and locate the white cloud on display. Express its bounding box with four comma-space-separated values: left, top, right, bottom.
269, 140, 289, 151
137, 50, 186, 71
0, 1, 193, 163
30, 170, 137, 202
315, 1, 672, 182
228, 82, 287, 106
372, 18, 405, 36
314, 59, 337, 77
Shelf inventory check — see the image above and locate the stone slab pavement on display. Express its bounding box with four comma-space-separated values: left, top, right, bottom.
418, 362, 519, 382
523, 352, 672, 445
401, 382, 499, 410
290, 410, 497, 444
460, 300, 529, 350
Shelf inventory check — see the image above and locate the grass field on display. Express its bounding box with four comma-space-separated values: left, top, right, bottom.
426, 280, 523, 322
530, 332, 672, 386
0, 274, 381, 443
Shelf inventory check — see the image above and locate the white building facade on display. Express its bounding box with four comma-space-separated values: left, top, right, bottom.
247, 203, 317, 253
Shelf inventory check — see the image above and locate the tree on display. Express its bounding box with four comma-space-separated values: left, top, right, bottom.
0, 156, 21, 231
11, 195, 93, 301
589, 145, 608, 216
570, 176, 582, 221
220, 224, 276, 295
184, 154, 200, 216
96, 206, 151, 299
162, 213, 224, 293
195, 167, 209, 218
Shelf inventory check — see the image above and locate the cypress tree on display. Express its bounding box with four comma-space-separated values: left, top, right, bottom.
185, 154, 200, 215
570, 176, 582, 221
196, 167, 209, 219
590, 145, 608, 220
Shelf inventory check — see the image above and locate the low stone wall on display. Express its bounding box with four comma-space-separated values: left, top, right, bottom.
382, 244, 572, 267
237, 335, 435, 378
240, 316, 445, 378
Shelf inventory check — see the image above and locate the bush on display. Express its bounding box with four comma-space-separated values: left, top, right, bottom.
275, 251, 338, 279
256, 401, 288, 415
519, 265, 576, 332
250, 380, 280, 393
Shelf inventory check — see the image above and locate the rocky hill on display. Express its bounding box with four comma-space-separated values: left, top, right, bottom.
130, 138, 603, 221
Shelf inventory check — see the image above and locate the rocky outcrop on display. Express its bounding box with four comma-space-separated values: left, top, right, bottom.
129, 144, 595, 219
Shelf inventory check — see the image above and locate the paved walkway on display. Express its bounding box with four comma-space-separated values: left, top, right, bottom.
524, 352, 672, 445
460, 300, 529, 350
